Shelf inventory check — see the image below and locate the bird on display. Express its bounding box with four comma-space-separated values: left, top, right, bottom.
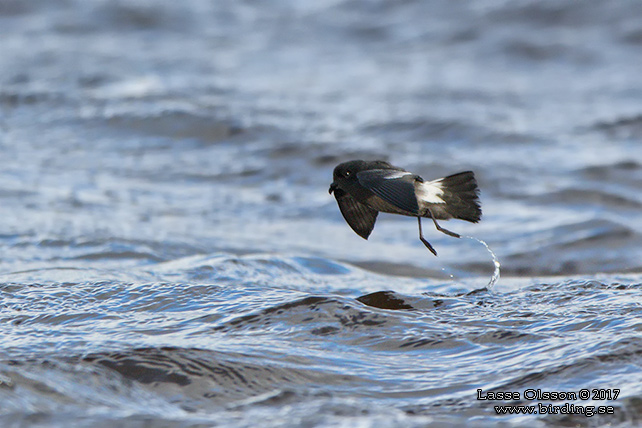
328, 160, 481, 256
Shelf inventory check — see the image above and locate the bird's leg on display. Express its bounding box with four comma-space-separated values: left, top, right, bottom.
426, 207, 460, 238
417, 216, 437, 256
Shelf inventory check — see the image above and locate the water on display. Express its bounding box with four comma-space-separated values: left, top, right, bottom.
1, 0, 642, 426
465, 236, 501, 289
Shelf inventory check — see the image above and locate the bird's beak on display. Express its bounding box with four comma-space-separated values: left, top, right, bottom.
329, 182, 338, 194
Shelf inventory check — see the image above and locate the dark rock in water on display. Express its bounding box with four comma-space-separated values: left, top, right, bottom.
357, 291, 414, 310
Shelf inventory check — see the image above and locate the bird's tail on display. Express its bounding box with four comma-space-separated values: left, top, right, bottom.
427, 171, 482, 222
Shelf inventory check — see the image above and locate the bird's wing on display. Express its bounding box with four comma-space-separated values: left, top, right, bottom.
333, 189, 379, 239
356, 169, 420, 214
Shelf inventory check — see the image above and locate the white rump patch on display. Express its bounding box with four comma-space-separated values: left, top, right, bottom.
416, 179, 445, 204
383, 171, 413, 180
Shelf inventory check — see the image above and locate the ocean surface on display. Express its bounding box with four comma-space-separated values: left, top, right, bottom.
1, 0, 642, 426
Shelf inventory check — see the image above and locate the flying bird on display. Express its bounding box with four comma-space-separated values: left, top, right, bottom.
328, 160, 481, 256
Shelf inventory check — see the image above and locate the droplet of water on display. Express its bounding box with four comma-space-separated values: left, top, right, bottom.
464, 236, 501, 289
441, 267, 455, 280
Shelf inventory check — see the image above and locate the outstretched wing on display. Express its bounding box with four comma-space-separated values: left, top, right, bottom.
356, 169, 420, 214
333, 189, 379, 239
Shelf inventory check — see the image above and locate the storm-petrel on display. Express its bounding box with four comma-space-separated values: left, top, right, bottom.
329, 160, 481, 255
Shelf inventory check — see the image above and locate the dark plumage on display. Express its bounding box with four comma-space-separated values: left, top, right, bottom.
328, 160, 481, 255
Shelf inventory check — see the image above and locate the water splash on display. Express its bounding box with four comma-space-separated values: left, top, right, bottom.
464, 236, 501, 289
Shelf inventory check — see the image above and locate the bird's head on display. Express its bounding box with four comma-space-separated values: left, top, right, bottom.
329, 160, 392, 194
329, 160, 366, 194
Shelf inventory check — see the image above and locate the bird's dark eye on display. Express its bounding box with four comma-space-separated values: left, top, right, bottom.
345, 170, 351, 177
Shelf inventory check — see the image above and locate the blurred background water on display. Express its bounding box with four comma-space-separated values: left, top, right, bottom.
1, 0, 642, 426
